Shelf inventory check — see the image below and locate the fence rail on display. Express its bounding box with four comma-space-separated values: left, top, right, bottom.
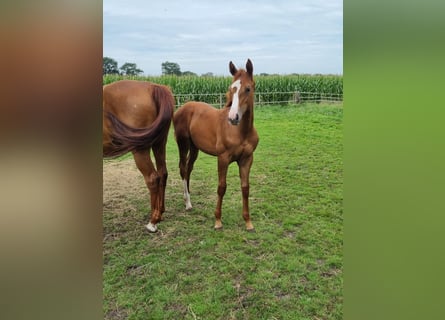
173, 91, 343, 108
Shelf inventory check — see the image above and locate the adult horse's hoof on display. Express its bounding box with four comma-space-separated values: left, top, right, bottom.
214, 222, 222, 231
145, 222, 158, 233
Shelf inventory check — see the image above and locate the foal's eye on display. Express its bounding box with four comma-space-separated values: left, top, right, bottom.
245, 87, 251, 93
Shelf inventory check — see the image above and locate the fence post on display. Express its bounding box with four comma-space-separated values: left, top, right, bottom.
294, 91, 301, 104
176, 96, 180, 109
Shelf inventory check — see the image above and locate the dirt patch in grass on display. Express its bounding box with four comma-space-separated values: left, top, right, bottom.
103, 158, 148, 214
105, 305, 128, 320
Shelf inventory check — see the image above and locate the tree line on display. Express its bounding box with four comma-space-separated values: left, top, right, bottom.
103, 57, 214, 76
103, 57, 143, 76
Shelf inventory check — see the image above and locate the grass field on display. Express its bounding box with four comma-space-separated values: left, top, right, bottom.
103, 103, 343, 319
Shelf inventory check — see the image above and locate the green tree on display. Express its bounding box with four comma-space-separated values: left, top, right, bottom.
181, 71, 197, 76
120, 62, 143, 76
103, 57, 119, 75
161, 61, 181, 75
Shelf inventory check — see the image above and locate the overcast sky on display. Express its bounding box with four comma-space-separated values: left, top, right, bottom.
103, 0, 342, 76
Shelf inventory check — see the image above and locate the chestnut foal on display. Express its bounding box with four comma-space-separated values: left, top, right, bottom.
173, 59, 259, 231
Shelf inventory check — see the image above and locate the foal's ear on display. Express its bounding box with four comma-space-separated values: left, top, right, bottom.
246, 59, 253, 77
229, 61, 238, 76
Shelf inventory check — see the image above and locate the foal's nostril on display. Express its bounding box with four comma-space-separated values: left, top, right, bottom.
228, 116, 239, 125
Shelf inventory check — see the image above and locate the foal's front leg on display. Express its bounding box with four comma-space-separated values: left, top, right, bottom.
214, 156, 229, 230
238, 155, 255, 231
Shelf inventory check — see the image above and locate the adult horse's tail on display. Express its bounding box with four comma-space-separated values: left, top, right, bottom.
104, 85, 175, 158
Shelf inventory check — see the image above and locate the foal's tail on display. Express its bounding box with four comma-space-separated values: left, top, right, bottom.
104, 85, 175, 158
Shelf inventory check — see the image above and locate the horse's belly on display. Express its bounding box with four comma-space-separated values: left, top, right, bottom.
191, 134, 218, 156
189, 118, 219, 156
174, 101, 221, 156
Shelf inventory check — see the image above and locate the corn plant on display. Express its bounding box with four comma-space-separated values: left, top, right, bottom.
103, 74, 343, 105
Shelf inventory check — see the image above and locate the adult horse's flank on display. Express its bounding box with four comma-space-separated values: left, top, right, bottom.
103, 80, 175, 233
173, 59, 259, 231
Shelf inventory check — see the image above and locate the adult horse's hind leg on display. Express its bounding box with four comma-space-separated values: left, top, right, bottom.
132, 149, 162, 233
152, 139, 168, 217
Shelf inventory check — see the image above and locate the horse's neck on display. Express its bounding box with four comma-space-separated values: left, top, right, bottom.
240, 105, 254, 136
222, 102, 254, 136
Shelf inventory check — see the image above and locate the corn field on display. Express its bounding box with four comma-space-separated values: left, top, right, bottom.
103, 74, 343, 107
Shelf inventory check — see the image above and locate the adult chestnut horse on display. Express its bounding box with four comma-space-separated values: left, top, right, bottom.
173, 59, 259, 231
103, 80, 175, 233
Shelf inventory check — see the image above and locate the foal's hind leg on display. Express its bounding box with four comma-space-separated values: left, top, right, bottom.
177, 136, 192, 210
133, 149, 162, 233
177, 137, 198, 210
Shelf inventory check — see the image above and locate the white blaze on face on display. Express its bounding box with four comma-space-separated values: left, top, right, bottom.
228, 79, 241, 123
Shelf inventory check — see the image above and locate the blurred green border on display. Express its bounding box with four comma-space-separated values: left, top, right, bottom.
344, 1, 445, 319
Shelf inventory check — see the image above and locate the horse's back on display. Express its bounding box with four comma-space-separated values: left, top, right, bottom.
103, 80, 174, 157
174, 101, 218, 118
103, 80, 160, 128
174, 101, 219, 129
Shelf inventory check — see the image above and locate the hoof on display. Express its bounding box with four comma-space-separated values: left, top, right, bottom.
214, 225, 223, 231
185, 204, 193, 211
246, 227, 256, 233
214, 219, 223, 230
145, 222, 158, 233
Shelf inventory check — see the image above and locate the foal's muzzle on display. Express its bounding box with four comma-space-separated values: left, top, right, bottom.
228, 113, 240, 125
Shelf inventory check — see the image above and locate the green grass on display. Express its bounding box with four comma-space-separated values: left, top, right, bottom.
103, 103, 343, 319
